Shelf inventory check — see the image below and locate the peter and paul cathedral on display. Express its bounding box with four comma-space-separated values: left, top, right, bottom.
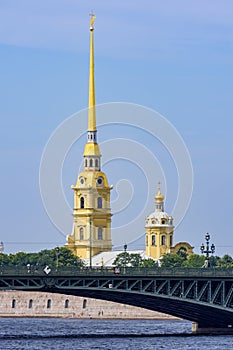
66, 14, 193, 262
66, 14, 113, 259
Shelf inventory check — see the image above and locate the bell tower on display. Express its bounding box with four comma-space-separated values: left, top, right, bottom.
66, 14, 113, 261
145, 183, 174, 259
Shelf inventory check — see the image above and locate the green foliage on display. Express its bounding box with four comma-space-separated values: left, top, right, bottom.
208, 255, 218, 267
142, 258, 158, 268
113, 253, 158, 268
128, 254, 144, 267
113, 252, 129, 267
2, 248, 233, 271
177, 247, 188, 260
161, 252, 233, 269
212, 256, 221, 267
113, 252, 144, 267
215, 254, 233, 268
183, 254, 205, 268
160, 253, 185, 268
0, 247, 84, 269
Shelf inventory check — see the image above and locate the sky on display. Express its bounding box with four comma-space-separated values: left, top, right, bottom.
0, 0, 233, 256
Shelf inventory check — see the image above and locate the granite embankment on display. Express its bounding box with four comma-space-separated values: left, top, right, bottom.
0, 291, 177, 319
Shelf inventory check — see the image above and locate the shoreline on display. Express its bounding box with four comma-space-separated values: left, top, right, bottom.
0, 314, 180, 320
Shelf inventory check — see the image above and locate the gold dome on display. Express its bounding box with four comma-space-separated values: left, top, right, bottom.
155, 182, 164, 203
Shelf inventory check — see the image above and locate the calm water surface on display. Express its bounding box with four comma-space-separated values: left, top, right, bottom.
0, 318, 232, 350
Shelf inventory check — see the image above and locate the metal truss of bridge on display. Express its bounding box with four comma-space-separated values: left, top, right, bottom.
1, 267, 233, 334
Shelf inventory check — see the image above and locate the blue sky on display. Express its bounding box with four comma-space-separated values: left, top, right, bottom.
0, 0, 233, 256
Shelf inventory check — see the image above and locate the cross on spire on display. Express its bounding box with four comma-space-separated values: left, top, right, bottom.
157, 181, 161, 194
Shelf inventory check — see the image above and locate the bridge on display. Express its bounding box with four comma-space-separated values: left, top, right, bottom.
1, 266, 233, 334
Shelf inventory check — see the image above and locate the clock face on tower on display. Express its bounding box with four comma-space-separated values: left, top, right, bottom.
97, 177, 103, 186
80, 177, 85, 185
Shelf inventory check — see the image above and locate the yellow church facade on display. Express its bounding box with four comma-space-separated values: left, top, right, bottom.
145, 183, 193, 259
66, 15, 112, 259
145, 184, 174, 259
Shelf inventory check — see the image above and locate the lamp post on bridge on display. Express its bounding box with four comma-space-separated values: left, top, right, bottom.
200, 233, 215, 268
0, 242, 4, 271
123, 243, 128, 273
123, 244, 127, 265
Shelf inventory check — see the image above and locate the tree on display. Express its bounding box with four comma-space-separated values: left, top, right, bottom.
0, 247, 84, 269
113, 252, 144, 267
113, 253, 159, 268
217, 254, 233, 268
113, 252, 131, 267
52, 247, 84, 268
183, 254, 205, 268
142, 258, 158, 268
160, 253, 185, 268
0, 253, 10, 267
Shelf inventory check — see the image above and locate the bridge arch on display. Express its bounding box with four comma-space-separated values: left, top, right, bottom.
1, 268, 233, 333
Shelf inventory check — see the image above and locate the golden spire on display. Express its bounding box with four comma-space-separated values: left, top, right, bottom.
83, 12, 101, 160
88, 11, 96, 131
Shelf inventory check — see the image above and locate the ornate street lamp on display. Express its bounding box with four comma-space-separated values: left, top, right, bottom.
200, 232, 215, 267
123, 244, 127, 268
0, 242, 4, 272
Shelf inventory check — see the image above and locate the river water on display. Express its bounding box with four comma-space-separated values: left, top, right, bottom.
0, 318, 232, 350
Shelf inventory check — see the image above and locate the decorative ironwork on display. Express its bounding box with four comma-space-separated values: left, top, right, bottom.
200, 232, 215, 267
43, 278, 56, 288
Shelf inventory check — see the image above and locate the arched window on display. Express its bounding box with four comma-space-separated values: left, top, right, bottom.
29, 299, 33, 309
152, 235, 156, 246
65, 299, 69, 309
85, 159, 87, 167
97, 197, 102, 208
80, 197, 84, 209
90, 159, 93, 167
170, 235, 173, 247
83, 299, 87, 309
47, 299, 51, 309
161, 235, 166, 246
80, 227, 84, 240
98, 227, 103, 240
161, 219, 166, 225
12, 299, 16, 309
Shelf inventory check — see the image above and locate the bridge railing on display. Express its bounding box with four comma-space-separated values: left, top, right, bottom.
1, 266, 233, 277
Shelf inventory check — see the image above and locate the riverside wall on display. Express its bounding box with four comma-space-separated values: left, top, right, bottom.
0, 291, 176, 319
